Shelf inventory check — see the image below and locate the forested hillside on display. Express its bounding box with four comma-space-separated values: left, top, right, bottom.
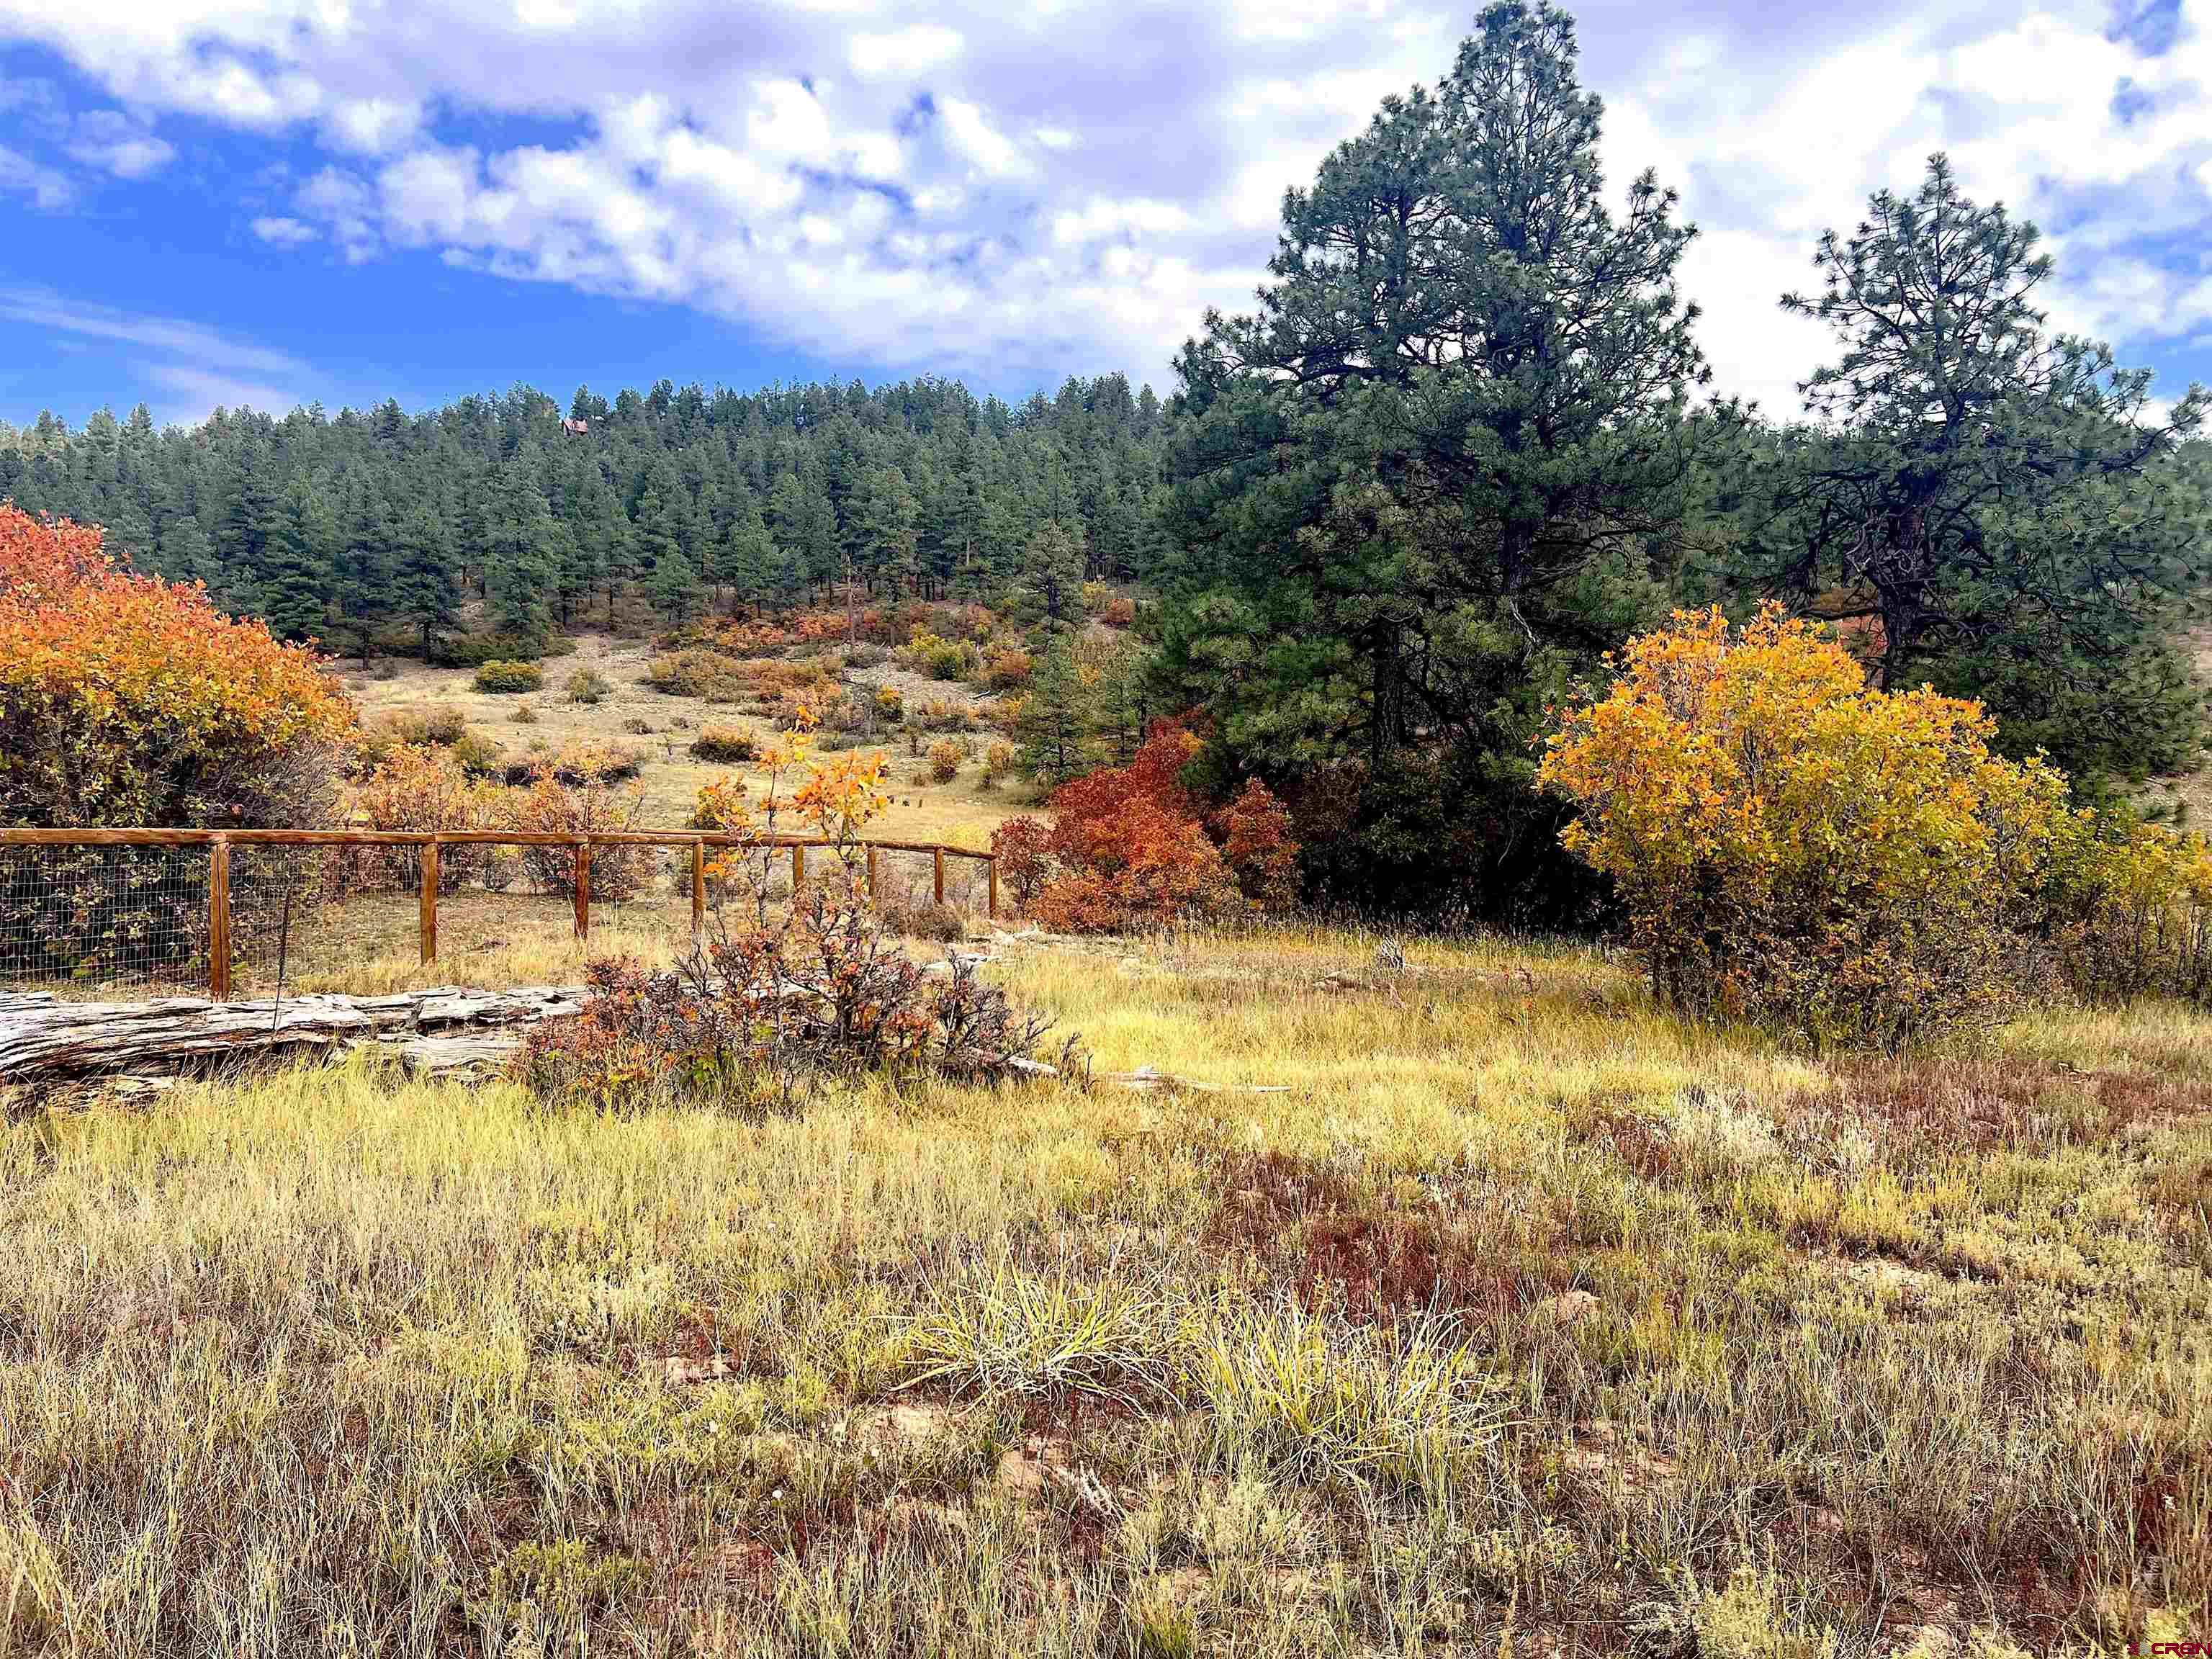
0, 374, 1172, 655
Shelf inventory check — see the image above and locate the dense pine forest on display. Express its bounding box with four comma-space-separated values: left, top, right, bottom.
0, 374, 1172, 656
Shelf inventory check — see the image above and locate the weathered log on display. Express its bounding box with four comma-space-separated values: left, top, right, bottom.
0, 986, 584, 1082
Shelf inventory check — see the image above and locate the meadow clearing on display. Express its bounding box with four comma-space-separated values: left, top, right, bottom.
2, 919, 2207, 1657
338, 633, 1025, 851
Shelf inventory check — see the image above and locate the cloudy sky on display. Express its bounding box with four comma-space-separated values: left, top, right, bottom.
0, 0, 2206, 426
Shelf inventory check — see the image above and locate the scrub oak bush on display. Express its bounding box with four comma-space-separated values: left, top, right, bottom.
0, 505, 354, 980
0, 505, 353, 829
1215, 777, 1301, 911
565, 666, 611, 704
351, 745, 493, 891
927, 739, 962, 782
989, 816, 1053, 911
523, 715, 1057, 1109
690, 726, 759, 763
472, 658, 543, 693
2054, 817, 2212, 1005
1539, 606, 2073, 1046
1030, 721, 1246, 933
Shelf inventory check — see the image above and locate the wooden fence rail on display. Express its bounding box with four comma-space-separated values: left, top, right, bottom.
0, 827, 997, 1001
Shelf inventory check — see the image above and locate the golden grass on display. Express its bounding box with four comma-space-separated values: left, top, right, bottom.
2, 925, 2208, 1655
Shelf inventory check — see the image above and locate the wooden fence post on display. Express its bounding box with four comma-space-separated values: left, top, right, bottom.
934, 846, 945, 907
987, 855, 998, 921
691, 840, 706, 938
866, 843, 878, 904
420, 839, 440, 965
573, 838, 591, 941
207, 836, 232, 1001
792, 844, 805, 895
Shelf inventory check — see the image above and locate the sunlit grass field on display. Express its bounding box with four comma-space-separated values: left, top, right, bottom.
3, 925, 2208, 1655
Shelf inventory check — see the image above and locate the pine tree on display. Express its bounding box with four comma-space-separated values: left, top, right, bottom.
391, 509, 458, 655
1018, 635, 1094, 783
486, 452, 558, 644
263, 477, 336, 642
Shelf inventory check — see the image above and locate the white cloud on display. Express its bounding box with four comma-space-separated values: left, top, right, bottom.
850, 24, 961, 79
251, 215, 319, 245
0, 143, 71, 207
325, 96, 421, 156
1, 0, 2210, 401
67, 111, 175, 179
0, 288, 308, 421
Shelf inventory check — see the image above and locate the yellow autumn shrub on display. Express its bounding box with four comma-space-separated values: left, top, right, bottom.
2057, 817, 2212, 1004
1538, 606, 2073, 1046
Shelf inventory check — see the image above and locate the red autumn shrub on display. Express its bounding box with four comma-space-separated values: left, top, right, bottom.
990, 815, 1056, 910
1215, 778, 1301, 910
1033, 721, 1238, 932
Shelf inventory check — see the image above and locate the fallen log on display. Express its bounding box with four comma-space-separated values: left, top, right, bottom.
0, 986, 584, 1082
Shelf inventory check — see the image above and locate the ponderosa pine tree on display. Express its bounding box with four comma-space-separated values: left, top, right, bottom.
485, 451, 558, 644
1016, 519, 1087, 635
1017, 634, 1094, 783
1750, 155, 2210, 785
1160, 0, 1709, 917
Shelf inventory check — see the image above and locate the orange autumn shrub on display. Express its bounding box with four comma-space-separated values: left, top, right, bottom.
0, 503, 353, 827
2054, 817, 2212, 1005
351, 744, 495, 891
989, 816, 1054, 910
1033, 721, 1240, 932
497, 748, 651, 901
0, 504, 354, 982
1214, 777, 1301, 911
1538, 606, 2073, 1046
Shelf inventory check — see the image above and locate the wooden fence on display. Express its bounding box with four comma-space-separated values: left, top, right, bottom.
0, 827, 997, 1000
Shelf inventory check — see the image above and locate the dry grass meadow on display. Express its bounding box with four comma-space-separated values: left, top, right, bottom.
3, 915, 2209, 1656
340, 634, 1024, 850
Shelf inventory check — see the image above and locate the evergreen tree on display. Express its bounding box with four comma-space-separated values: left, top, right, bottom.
485, 451, 559, 644
1017, 635, 1094, 783
263, 477, 338, 642
391, 509, 459, 655
1161, 0, 1708, 917
714, 487, 775, 613
220, 459, 283, 614
1749, 155, 2210, 783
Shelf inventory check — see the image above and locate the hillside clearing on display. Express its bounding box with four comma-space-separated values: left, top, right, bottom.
3, 925, 2207, 1655
343, 633, 1025, 849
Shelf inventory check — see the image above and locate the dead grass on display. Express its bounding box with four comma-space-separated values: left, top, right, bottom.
1, 925, 2208, 1655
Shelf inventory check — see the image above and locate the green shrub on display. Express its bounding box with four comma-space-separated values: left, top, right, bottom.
565, 667, 611, 705
690, 726, 759, 763
449, 732, 505, 776
474, 659, 544, 693
644, 649, 745, 701
431, 629, 565, 668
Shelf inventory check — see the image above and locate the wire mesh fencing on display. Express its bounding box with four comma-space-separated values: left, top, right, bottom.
0, 832, 998, 1001
0, 842, 215, 994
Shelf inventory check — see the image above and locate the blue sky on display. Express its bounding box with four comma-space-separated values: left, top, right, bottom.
2, 0, 2209, 428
